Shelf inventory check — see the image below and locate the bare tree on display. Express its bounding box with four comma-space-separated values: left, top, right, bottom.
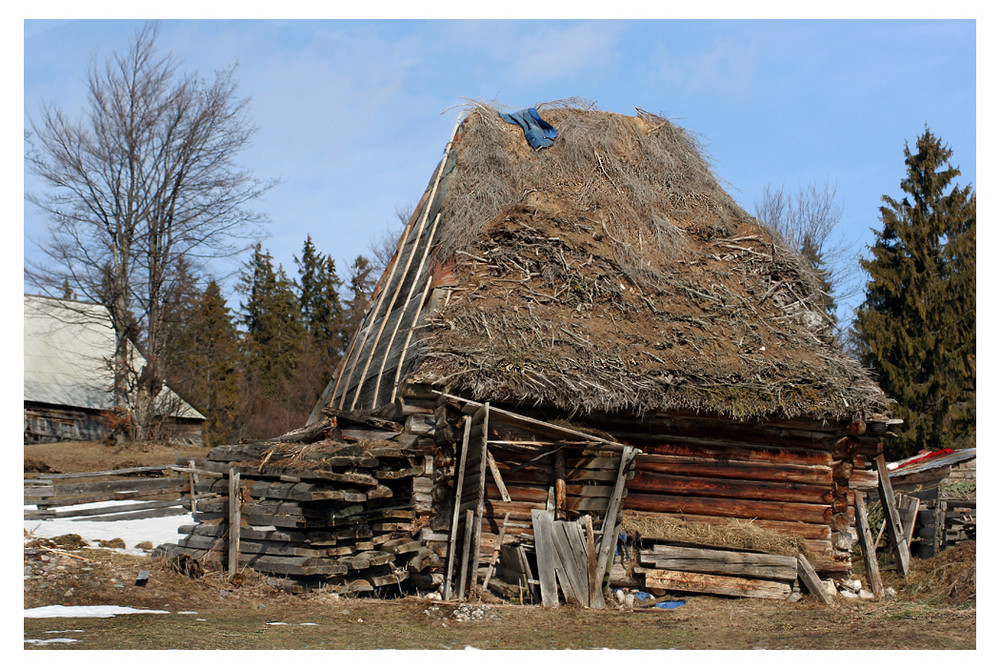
367, 204, 414, 275
25, 22, 275, 442
754, 181, 860, 321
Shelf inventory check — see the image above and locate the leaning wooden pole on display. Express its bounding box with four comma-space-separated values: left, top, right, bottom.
854, 493, 885, 599
875, 453, 911, 576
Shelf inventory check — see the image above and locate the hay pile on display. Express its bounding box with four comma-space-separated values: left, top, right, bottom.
902, 541, 976, 605
620, 513, 810, 557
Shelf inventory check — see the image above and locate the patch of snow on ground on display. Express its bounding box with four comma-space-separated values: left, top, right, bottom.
24, 500, 192, 554
24, 638, 79, 646
24, 604, 171, 618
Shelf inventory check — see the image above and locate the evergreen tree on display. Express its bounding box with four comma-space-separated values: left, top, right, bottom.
237, 244, 305, 403
294, 236, 345, 368
167, 280, 242, 446
854, 128, 976, 459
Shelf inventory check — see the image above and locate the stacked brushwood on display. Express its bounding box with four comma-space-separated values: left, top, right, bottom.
156, 414, 441, 593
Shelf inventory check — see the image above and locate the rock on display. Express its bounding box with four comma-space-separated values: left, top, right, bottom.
624, 593, 636, 608
859, 589, 875, 600
819, 579, 838, 599
840, 589, 858, 599
885, 587, 897, 598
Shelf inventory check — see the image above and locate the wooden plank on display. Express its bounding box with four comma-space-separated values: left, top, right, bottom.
875, 453, 911, 575
24, 498, 184, 520
638, 545, 798, 581
31, 464, 176, 480
481, 513, 510, 591
898, 494, 921, 546
797, 553, 833, 606
228, 466, 241, 577
531, 508, 560, 607
643, 569, 792, 600
853, 493, 884, 599
550, 521, 588, 607
444, 416, 472, 601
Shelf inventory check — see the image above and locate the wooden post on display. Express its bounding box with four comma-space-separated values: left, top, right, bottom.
898, 494, 921, 546
553, 449, 566, 521
468, 403, 490, 595
443, 417, 472, 601
187, 459, 198, 514
457, 508, 475, 600
875, 453, 911, 575
853, 493, 884, 599
227, 466, 241, 577
486, 451, 511, 502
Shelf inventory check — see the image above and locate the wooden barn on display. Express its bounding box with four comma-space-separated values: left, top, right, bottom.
163, 103, 898, 603
24, 294, 205, 445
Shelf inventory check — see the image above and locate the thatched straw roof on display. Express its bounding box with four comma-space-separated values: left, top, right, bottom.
319, 101, 889, 423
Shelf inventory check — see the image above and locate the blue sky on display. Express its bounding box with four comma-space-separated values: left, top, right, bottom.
20, 17, 978, 325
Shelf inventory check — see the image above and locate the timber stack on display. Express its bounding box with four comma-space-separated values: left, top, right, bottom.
156, 411, 441, 593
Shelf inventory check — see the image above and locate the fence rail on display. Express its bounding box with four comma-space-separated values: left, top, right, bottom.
24, 462, 220, 522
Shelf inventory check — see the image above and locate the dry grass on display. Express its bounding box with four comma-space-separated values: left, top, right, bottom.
620, 513, 810, 557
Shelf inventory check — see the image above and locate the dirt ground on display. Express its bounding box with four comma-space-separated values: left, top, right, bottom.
23, 442, 977, 651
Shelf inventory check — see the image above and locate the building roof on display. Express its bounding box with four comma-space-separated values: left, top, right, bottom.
24, 294, 204, 420
318, 102, 890, 422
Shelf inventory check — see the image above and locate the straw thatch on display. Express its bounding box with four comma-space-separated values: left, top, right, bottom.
398, 102, 887, 421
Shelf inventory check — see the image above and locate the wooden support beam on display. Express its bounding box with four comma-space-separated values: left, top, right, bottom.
853, 493, 884, 599
875, 453, 911, 575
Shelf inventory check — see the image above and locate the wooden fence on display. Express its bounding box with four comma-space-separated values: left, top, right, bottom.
24, 462, 218, 522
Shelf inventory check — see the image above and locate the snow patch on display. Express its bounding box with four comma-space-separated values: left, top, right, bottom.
24, 604, 171, 618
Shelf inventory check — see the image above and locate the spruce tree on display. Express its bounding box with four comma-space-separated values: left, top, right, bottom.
168, 280, 242, 446
855, 128, 976, 459
238, 244, 305, 403
294, 236, 345, 368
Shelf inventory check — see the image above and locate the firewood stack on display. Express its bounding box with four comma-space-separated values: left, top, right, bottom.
155, 413, 442, 593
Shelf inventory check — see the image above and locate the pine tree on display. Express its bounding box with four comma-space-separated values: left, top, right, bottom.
167, 280, 242, 446
854, 128, 976, 459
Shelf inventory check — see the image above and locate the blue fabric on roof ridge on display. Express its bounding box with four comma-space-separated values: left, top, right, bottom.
499, 107, 557, 150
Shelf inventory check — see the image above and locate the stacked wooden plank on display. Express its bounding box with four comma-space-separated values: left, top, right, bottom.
156, 425, 439, 592
632, 541, 804, 601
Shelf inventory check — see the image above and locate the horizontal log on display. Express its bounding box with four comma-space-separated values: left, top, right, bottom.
641, 568, 792, 600
621, 510, 831, 541
635, 453, 832, 486
637, 545, 798, 581
628, 470, 833, 505
624, 438, 833, 466
30, 485, 187, 508
23, 498, 184, 520
624, 492, 832, 525
29, 464, 176, 480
